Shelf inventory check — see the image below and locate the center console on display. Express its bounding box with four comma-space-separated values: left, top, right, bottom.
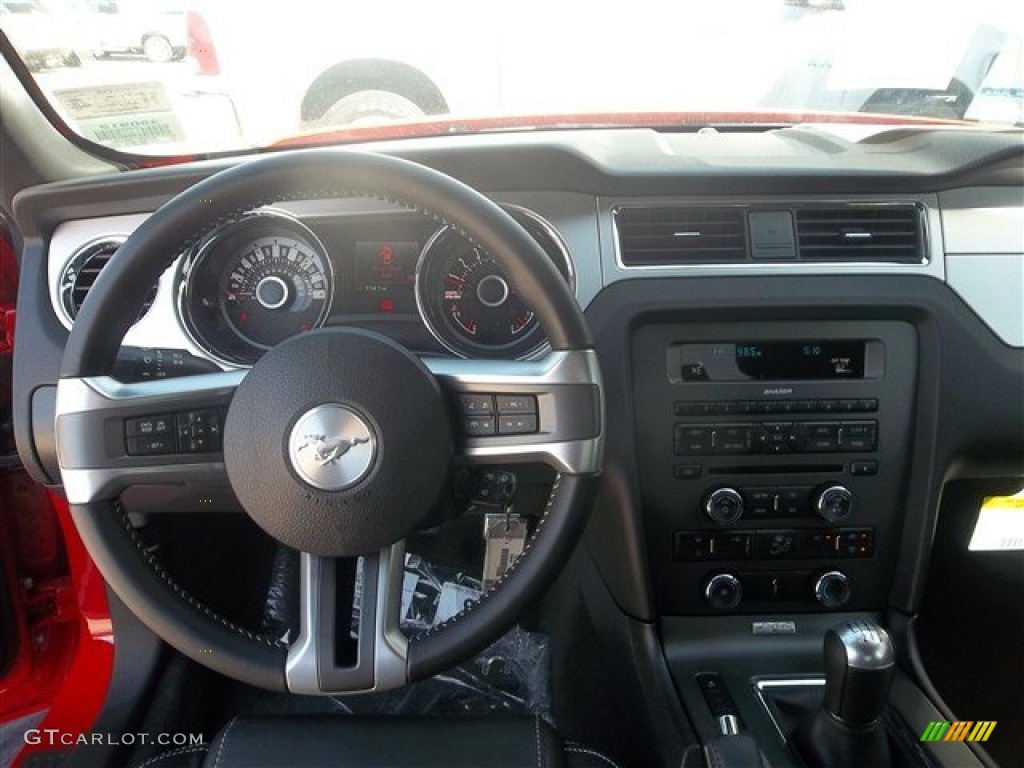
632, 320, 917, 616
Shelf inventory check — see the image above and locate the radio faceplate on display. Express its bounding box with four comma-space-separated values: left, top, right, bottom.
632, 320, 917, 616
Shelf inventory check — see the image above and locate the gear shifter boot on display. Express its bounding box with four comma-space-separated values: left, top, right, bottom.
793, 619, 895, 768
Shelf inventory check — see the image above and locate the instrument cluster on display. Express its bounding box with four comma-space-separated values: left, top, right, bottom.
175, 206, 573, 365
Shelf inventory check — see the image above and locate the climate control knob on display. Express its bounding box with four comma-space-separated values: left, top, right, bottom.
704, 487, 744, 524
705, 573, 743, 611
814, 484, 853, 522
814, 570, 851, 609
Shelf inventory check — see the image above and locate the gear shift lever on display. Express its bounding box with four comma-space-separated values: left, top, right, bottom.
793, 619, 895, 768
824, 620, 895, 726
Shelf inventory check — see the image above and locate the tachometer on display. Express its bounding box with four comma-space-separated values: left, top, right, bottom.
178, 211, 334, 365
416, 206, 573, 359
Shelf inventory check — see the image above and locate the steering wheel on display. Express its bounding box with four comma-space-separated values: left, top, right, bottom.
54, 150, 603, 694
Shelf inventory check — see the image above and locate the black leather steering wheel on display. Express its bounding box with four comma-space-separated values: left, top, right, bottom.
54, 150, 603, 693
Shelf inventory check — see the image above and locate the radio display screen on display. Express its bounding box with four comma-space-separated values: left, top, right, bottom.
675, 340, 872, 381
733, 341, 865, 379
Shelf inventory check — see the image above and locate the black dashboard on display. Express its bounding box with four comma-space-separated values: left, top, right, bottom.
11, 125, 1024, 631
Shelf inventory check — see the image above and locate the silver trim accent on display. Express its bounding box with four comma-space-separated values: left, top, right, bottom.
284, 552, 326, 693
814, 570, 850, 608
704, 573, 742, 609
832, 620, 895, 670
374, 542, 411, 691
705, 487, 744, 524
947, 253, 1024, 346
175, 209, 336, 368
286, 544, 408, 694
814, 484, 852, 521
288, 404, 377, 491
56, 236, 127, 328
611, 200, 931, 269
424, 349, 604, 475
55, 371, 245, 504
601, 195, 944, 284
413, 204, 577, 361
718, 714, 740, 736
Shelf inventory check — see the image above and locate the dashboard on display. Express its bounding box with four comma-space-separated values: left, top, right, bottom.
48, 201, 574, 368
12, 125, 1024, 626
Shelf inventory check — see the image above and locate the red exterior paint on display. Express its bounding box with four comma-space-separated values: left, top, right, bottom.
0, 228, 113, 767
270, 109, 970, 149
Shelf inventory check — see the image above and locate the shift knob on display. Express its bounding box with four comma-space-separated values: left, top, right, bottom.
823, 619, 895, 727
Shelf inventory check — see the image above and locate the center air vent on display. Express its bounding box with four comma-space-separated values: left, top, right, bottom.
59, 238, 158, 325
616, 206, 747, 266
795, 205, 925, 263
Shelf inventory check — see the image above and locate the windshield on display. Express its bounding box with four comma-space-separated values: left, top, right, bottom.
2, 0, 1022, 156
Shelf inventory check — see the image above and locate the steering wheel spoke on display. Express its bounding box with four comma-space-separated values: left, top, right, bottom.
425, 349, 603, 474
286, 543, 408, 695
55, 370, 244, 503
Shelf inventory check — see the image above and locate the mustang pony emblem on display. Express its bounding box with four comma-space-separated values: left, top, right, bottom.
298, 434, 371, 466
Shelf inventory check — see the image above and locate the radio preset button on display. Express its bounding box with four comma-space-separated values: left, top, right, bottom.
743, 488, 775, 517
675, 425, 714, 454
777, 487, 811, 517
838, 421, 878, 451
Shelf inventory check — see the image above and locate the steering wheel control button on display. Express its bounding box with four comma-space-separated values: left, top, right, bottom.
704, 573, 743, 611
126, 434, 176, 456
125, 411, 224, 455
495, 395, 537, 414
459, 394, 495, 414
225, 328, 453, 557
177, 409, 224, 453
459, 394, 538, 435
288, 404, 377, 492
498, 414, 538, 435
463, 415, 497, 436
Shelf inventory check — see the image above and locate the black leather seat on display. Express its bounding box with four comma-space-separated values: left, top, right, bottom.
137, 716, 621, 768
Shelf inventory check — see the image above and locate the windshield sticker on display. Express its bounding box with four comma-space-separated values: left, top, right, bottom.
53, 83, 184, 148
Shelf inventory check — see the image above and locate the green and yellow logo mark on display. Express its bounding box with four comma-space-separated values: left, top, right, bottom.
920, 721, 996, 742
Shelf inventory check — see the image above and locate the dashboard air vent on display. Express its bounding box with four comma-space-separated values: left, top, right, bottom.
795, 205, 925, 263
616, 206, 747, 266
59, 238, 157, 324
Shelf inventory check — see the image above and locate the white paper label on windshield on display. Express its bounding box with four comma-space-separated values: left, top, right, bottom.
53, 82, 184, 148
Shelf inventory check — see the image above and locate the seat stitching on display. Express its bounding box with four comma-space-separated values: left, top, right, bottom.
535, 713, 542, 768
563, 744, 620, 768
136, 745, 208, 768
212, 717, 239, 768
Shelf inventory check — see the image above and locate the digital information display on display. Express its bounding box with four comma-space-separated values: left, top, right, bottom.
351, 241, 419, 313
675, 341, 871, 381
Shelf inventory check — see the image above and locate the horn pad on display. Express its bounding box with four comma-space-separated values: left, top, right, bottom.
224, 328, 453, 556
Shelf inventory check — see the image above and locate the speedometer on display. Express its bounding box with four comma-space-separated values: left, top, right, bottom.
221, 233, 330, 348
416, 206, 573, 359
178, 211, 334, 365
